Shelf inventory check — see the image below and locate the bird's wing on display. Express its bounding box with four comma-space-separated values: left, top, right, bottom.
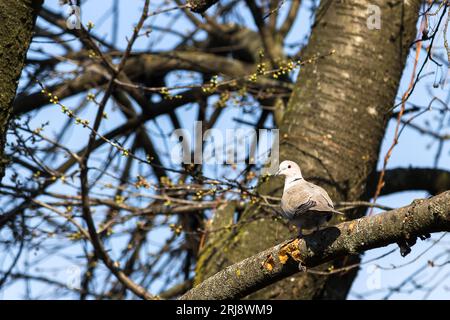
305, 182, 335, 211
319, 188, 334, 208
283, 183, 317, 217
293, 198, 317, 216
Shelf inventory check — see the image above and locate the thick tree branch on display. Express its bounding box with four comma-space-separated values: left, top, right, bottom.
373, 168, 450, 196
181, 191, 450, 300
0, 0, 42, 179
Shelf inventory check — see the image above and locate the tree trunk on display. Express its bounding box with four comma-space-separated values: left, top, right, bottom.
195, 0, 422, 299
0, 0, 42, 180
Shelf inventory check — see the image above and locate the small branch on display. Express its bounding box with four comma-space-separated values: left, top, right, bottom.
181, 191, 450, 300
279, 0, 302, 38
245, 0, 279, 65
336, 200, 393, 212
159, 279, 193, 299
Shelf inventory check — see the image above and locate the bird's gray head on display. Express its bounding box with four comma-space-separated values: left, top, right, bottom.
275, 160, 302, 178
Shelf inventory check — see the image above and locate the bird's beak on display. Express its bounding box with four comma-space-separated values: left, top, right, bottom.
274, 169, 281, 176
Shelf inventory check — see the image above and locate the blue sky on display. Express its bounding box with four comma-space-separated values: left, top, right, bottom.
1, 0, 450, 299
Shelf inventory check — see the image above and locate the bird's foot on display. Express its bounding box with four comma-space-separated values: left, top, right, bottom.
291, 225, 303, 239
298, 261, 307, 272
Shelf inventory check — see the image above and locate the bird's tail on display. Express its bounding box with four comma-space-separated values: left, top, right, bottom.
331, 209, 346, 216
325, 209, 345, 222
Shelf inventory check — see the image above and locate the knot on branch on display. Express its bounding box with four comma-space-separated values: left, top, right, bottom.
262, 238, 304, 273
278, 238, 302, 264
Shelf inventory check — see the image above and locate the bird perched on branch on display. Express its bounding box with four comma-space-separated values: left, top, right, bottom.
275, 160, 343, 237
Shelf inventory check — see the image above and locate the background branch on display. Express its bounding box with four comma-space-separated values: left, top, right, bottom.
372, 168, 450, 196
188, 0, 220, 13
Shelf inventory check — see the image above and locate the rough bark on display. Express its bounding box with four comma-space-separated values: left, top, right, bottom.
195, 0, 422, 299
0, 0, 42, 180
182, 190, 450, 300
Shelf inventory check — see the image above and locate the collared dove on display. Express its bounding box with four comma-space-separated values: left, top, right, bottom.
275, 160, 342, 236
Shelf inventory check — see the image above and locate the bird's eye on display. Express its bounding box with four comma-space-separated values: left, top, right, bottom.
288, 165, 291, 169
